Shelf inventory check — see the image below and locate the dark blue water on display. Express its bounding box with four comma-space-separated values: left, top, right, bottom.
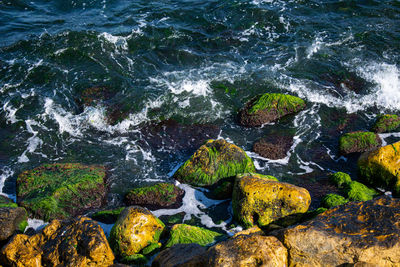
1, 0, 400, 226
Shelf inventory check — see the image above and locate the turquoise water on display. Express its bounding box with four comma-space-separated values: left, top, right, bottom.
1, 0, 400, 221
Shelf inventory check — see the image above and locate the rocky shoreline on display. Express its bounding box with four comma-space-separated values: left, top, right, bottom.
1, 93, 400, 266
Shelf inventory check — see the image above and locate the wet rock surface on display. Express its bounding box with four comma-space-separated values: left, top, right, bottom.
339, 131, 382, 155
0, 207, 27, 242
371, 114, 400, 133
252, 134, 293, 159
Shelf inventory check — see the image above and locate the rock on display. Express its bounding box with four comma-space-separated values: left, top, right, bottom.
0, 216, 114, 266
232, 173, 311, 228
372, 114, 400, 133
329, 172, 352, 188
208, 179, 234, 200
0, 207, 27, 242
252, 134, 293, 159
0, 195, 18, 208
280, 196, 400, 266
238, 93, 306, 127
343, 181, 378, 201
321, 193, 348, 208
124, 183, 184, 210
232, 226, 264, 238
173, 139, 255, 186
109, 206, 164, 261
165, 224, 224, 248
358, 141, 400, 196
339, 131, 381, 155
17, 163, 107, 221
90, 207, 124, 224
151, 243, 207, 267
186, 234, 288, 267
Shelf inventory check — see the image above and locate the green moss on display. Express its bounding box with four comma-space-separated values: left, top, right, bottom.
339, 131, 381, 154
248, 93, 305, 115
237, 173, 279, 182
18, 219, 28, 232
91, 207, 124, 223
344, 181, 379, 201
141, 242, 161, 255
121, 254, 147, 265
329, 172, 352, 188
372, 114, 400, 133
165, 224, 224, 248
0, 202, 18, 208
159, 212, 185, 226
321, 194, 349, 208
125, 183, 176, 204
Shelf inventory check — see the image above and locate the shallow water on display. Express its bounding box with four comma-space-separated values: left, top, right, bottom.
1, 0, 400, 229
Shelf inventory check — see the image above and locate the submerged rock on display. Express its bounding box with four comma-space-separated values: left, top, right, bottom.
238, 93, 306, 127
339, 131, 381, 155
371, 114, 400, 133
280, 196, 400, 266
0, 217, 114, 267
358, 141, 400, 196
109, 206, 165, 262
252, 134, 293, 159
17, 163, 107, 221
173, 139, 255, 186
0, 207, 27, 242
90, 207, 124, 224
124, 183, 184, 210
151, 244, 207, 267
232, 173, 311, 228
165, 224, 224, 248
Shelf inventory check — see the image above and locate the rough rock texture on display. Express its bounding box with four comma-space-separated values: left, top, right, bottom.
186, 234, 288, 267
0, 216, 114, 267
124, 183, 184, 210
280, 196, 400, 267
238, 93, 306, 127
173, 139, 255, 186
17, 163, 107, 221
358, 141, 400, 196
0, 207, 27, 242
372, 114, 400, 133
151, 244, 207, 267
109, 206, 165, 261
165, 224, 223, 248
232, 173, 311, 228
339, 131, 381, 155
252, 134, 293, 159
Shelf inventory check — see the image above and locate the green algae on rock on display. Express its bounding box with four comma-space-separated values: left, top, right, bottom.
90, 207, 124, 224
329, 172, 352, 189
238, 93, 306, 127
358, 141, 400, 196
17, 163, 107, 221
165, 224, 224, 248
0, 195, 18, 208
109, 206, 164, 262
124, 183, 184, 210
372, 114, 400, 133
0, 207, 28, 242
339, 131, 381, 155
232, 173, 311, 228
321, 194, 349, 209
173, 139, 255, 186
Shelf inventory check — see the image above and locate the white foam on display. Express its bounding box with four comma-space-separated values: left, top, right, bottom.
0, 167, 14, 199
18, 120, 44, 163
27, 218, 47, 231
379, 132, 400, 147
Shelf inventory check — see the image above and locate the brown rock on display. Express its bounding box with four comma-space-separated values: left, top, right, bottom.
1, 216, 114, 267
151, 244, 207, 267
253, 135, 293, 159
280, 196, 400, 266
0, 207, 27, 242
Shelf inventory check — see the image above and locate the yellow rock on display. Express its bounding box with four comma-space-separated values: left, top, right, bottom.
358, 141, 400, 195
232, 173, 311, 228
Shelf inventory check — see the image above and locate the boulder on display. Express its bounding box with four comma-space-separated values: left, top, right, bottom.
151, 244, 207, 267
124, 183, 184, 210
0, 216, 114, 266
173, 139, 255, 186
252, 134, 293, 159
343, 181, 378, 201
358, 141, 400, 196
232, 173, 311, 228
0, 207, 27, 242
321, 193, 348, 209
329, 172, 352, 188
339, 131, 381, 155
372, 114, 400, 133
185, 234, 288, 267
165, 224, 223, 248
17, 163, 107, 221
280, 196, 400, 266
238, 93, 306, 127
109, 206, 164, 262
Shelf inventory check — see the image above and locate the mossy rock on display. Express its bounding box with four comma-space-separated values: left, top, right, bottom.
165, 224, 224, 248
329, 172, 352, 188
238, 93, 306, 127
0, 207, 28, 241
236, 172, 279, 182
321, 194, 349, 208
173, 139, 255, 186
339, 131, 382, 155
232, 173, 311, 228
358, 141, 400, 196
109, 206, 165, 259
0, 195, 18, 208
90, 207, 124, 224
372, 114, 400, 133
124, 183, 184, 210
17, 163, 107, 221
343, 181, 379, 202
